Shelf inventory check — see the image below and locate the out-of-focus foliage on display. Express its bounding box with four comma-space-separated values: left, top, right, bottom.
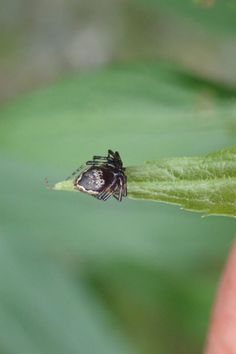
142, 0, 236, 35
0, 62, 235, 354
2, 0, 236, 101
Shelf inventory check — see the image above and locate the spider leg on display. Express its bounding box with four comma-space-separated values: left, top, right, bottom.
65, 164, 85, 180
113, 189, 122, 201
86, 159, 115, 168
94, 150, 116, 163
86, 161, 115, 168
123, 176, 127, 197
113, 193, 120, 201
114, 151, 121, 160
96, 178, 117, 201
119, 184, 123, 201
93, 149, 114, 161
109, 179, 122, 202
113, 151, 123, 166
96, 188, 114, 201
114, 175, 127, 201
93, 156, 114, 164
100, 190, 114, 201
108, 149, 116, 158
86, 160, 105, 166
118, 178, 124, 201
86, 150, 116, 168
93, 155, 108, 160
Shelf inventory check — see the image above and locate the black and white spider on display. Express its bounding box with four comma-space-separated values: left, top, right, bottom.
70, 150, 127, 201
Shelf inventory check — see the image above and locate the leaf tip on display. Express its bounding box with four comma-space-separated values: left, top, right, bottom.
47, 179, 75, 192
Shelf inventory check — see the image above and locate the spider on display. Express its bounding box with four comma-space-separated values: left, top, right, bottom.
70, 150, 127, 201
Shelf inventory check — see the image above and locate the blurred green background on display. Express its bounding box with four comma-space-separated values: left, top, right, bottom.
0, 1, 236, 354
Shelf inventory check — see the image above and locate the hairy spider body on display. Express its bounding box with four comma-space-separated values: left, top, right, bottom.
73, 150, 127, 201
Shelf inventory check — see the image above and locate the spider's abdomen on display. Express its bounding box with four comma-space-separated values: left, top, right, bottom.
74, 166, 115, 195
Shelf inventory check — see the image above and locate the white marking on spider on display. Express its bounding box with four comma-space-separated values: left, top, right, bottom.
90, 169, 105, 188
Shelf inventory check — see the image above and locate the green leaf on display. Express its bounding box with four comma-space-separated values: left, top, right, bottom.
52, 146, 236, 218
138, 0, 236, 36
127, 145, 236, 217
